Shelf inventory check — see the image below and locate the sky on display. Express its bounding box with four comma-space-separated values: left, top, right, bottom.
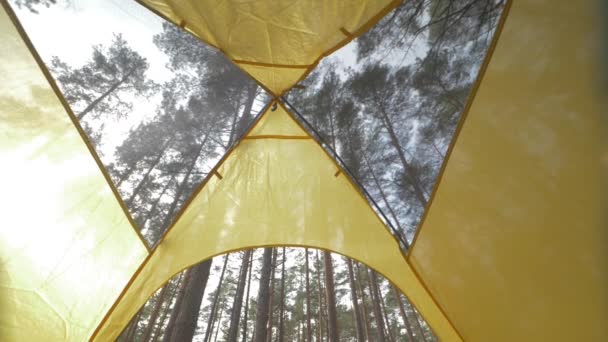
14, 0, 171, 81
12, 0, 175, 156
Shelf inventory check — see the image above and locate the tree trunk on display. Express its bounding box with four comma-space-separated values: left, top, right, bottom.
361, 151, 405, 232
409, 302, 429, 342
115, 163, 136, 188
213, 296, 227, 342
241, 250, 254, 342
152, 274, 184, 342
123, 309, 142, 341
367, 269, 387, 342
142, 284, 170, 341
204, 255, 230, 342
159, 132, 210, 234
227, 250, 252, 342
139, 174, 175, 229
279, 248, 286, 342
77, 68, 135, 120
346, 258, 365, 342
297, 319, 301, 342
355, 263, 372, 342
162, 269, 192, 342
377, 103, 428, 207
234, 84, 259, 145
323, 251, 339, 342
266, 249, 277, 342
379, 285, 395, 342
126, 136, 174, 207
393, 285, 415, 342
315, 250, 324, 342
304, 249, 312, 342
254, 248, 273, 342
165, 260, 212, 342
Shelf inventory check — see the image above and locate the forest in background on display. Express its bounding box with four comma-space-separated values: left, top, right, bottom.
12, 0, 505, 340
119, 247, 436, 342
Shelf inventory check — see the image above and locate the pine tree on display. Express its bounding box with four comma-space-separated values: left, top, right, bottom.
304, 248, 312, 342
51, 34, 155, 122
165, 260, 211, 341
254, 248, 273, 342
346, 258, 365, 341
203, 255, 230, 342
323, 252, 339, 342
162, 269, 192, 342
278, 247, 287, 342
241, 250, 255, 342
266, 248, 277, 342
142, 284, 170, 341
227, 250, 252, 342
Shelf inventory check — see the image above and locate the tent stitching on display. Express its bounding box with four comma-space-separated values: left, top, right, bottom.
243, 135, 311, 140
233, 59, 311, 69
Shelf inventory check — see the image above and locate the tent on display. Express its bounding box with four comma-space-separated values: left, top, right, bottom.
0, 0, 606, 341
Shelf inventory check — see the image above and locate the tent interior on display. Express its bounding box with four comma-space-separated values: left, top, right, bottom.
0, 0, 606, 341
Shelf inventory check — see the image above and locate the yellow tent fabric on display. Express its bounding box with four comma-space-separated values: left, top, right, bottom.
2, 0, 607, 340
91, 103, 461, 341
0, 5, 147, 342
408, 0, 608, 341
136, 0, 400, 95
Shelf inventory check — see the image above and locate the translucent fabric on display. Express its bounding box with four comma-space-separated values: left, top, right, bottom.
137, 0, 400, 95
0, 5, 147, 342
91, 104, 460, 341
409, 0, 608, 341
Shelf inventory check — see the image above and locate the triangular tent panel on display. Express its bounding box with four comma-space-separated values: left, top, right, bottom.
237, 63, 308, 97
0, 7, 147, 341
137, 0, 400, 94
91, 103, 460, 341
409, 0, 608, 341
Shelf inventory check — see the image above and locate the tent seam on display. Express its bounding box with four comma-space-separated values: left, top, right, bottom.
233, 59, 311, 69
244, 135, 311, 140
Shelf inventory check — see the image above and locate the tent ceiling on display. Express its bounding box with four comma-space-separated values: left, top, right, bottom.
1, 0, 606, 341
90, 102, 460, 341
137, 0, 400, 95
